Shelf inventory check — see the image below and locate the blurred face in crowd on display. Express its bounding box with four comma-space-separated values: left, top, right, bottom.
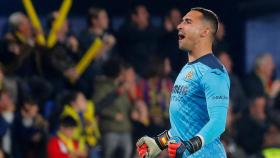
0, 92, 15, 113
60, 126, 76, 138
257, 54, 275, 80
132, 5, 149, 29
218, 51, 232, 73
93, 10, 109, 30
177, 10, 211, 51
61, 20, 69, 35
250, 97, 266, 122
18, 14, 32, 38
216, 22, 225, 41
123, 66, 136, 83
52, 12, 69, 35
72, 92, 87, 112
23, 102, 39, 117
169, 8, 182, 27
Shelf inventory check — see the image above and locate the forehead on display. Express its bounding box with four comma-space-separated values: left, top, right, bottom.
183, 10, 203, 21
137, 6, 146, 11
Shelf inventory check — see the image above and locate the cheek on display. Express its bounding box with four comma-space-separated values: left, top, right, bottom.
185, 27, 197, 41
184, 34, 195, 46
22, 25, 29, 32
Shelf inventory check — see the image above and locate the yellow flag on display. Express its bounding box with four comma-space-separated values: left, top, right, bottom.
72, 38, 103, 83
22, 0, 46, 45
47, 0, 72, 48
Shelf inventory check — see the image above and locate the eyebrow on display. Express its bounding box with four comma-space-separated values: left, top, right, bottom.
182, 17, 192, 23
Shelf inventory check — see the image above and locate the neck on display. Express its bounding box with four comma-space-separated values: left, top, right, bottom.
188, 42, 212, 62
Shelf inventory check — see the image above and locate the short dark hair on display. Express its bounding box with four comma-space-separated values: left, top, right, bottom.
191, 7, 219, 38
62, 91, 80, 106
60, 116, 77, 128
87, 7, 104, 26
22, 96, 37, 106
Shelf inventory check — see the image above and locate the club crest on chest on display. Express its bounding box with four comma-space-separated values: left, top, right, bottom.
185, 70, 193, 80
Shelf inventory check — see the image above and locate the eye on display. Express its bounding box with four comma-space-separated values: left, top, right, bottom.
182, 19, 191, 24
186, 19, 192, 24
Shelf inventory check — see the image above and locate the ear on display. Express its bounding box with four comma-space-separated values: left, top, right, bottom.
200, 27, 211, 38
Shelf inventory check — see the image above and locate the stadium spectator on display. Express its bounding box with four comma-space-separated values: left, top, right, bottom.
132, 55, 172, 158
0, 12, 41, 77
260, 118, 280, 158
61, 91, 100, 158
0, 90, 15, 158
213, 22, 230, 52
217, 51, 247, 114
78, 7, 116, 97
118, 4, 160, 76
0, 12, 52, 106
137, 56, 173, 135
79, 7, 116, 74
122, 63, 149, 124
47, 116, 87, 158
13, 97, 48, 158
235, 96, 268, 156
43, 11, 79, 96
120, 63, 151, 157
93, 58, 133, 158
0, 63, 19, 104
159, 8, 186, 76
221, 103, 247, 158
243, 53, 280, 99
46, 11, 79, 54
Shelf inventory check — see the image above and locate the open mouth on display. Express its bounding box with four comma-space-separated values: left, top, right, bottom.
178, 33, 185, 40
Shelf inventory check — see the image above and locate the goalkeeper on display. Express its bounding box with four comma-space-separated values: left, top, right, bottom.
136, 7, 230, 158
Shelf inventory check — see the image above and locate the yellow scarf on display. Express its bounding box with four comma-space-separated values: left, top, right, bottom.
57, 131, 75, 153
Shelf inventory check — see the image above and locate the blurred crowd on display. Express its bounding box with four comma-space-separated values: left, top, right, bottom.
0, 4, 280, 158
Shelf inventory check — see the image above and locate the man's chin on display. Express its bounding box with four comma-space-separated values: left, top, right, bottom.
178, 44, 189, 52
178, 42, 183, 50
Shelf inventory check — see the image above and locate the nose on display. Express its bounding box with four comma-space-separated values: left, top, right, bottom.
177, 22, 182, 30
